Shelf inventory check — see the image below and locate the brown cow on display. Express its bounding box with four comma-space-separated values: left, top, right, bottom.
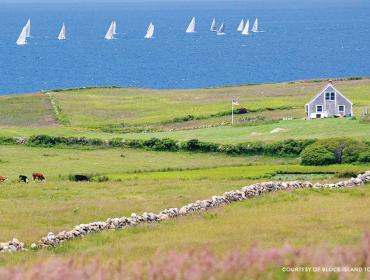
0, 176, 8, 183
32, 173, 46, 181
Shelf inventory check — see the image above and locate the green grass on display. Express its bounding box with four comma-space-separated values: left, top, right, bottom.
107, 164, 369, 181
0, 94, 56, 127
0, 78, 369, 269
50, 79, 370, 126
1, 79, 369, 128
120, 118, 370, 144
0, 145, 273, 180
2, 184, 370, 267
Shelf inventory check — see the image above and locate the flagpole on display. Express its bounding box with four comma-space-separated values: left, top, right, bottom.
231, 100, 234, 126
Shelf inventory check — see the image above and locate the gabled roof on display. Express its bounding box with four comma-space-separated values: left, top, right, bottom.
305, 82, 353, 106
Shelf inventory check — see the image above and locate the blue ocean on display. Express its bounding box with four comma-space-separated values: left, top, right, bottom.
0, 1, 369, 94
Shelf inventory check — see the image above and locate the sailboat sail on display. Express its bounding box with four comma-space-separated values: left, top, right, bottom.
145, 22, 154, 39
251, 18, 259, 32
105, 21, 115, 40
241, 20, 250, 35
186, 17, 196, 33
210, 18, 217, 32
16, 26, 27, 45
25, 19, 31, 38
58, 23, 66, 40
217, 23, 225, 35
237, 19, 244, 32
112, 21, 117, 35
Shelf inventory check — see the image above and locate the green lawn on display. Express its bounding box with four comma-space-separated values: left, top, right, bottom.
121, 118, 370, 144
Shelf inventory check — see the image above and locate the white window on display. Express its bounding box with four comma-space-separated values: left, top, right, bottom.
316, 105, 323, 112
330, 92, 335, 100
338, 105, 345, 112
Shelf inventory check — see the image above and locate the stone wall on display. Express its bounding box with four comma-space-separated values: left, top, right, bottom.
1, 171, 369, 253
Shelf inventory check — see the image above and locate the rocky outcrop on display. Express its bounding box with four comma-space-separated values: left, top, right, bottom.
1, 171, 369, 252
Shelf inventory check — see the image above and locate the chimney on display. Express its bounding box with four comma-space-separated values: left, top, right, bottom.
328, 79, 333, 85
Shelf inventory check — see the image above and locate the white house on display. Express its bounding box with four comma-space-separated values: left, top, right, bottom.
305, 81, 353, 119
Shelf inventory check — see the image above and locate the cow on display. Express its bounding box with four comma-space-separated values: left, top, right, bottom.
19, 175, 29, 183
32, 173, 46, 182
72, 175, 90, 182
0, 176, 8, 183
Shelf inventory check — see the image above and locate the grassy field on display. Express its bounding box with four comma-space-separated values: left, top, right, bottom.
0, 94, 55, 127
0, 79, 369, 128
0, 145, 272, 180
0, 79, 369, 277
121, 118, 370, 143
2, 184, 370, 268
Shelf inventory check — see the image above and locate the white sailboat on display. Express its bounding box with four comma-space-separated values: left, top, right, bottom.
237, 19, 244, 32
25, 19, 31, 38
58, 23, 66, 40
217, 23, 225, 36
105, 21, 115, 40
16, 25, 28, 45
144, 22, 154, 39
210, 18, 217, 32
112, 21, 117, 35
241, 19, 250, 35
251, 18, 259, 32
186, 17, 196, 33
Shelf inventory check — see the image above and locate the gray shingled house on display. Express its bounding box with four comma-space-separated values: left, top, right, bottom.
305, 81, 353, 119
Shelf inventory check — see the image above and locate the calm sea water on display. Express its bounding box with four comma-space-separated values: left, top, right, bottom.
0, 2, 369, 94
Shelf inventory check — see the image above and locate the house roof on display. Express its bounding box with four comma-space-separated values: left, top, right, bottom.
305, 82, 353, 106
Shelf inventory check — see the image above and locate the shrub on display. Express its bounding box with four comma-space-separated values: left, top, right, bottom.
236, 108, 248, 114
180, 139, 220, 153
266, 139, 315, 157
301, 145, 336, 166
109, 138, 125, 147
300, 138, 369, 165
143, 138, 179, 152
0, 136, 17, 145
358, 151, 370, 163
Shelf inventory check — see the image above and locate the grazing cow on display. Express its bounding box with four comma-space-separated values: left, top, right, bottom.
19, 175, 29, 183
0, 176, 8, 183
73, 175, 90, 182
32, 172, 46, 181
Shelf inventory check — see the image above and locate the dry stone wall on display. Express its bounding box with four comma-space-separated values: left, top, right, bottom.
1, 171, 370, 253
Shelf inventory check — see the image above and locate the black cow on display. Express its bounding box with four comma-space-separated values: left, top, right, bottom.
19, 175, 29, 183
73, 175, 90, 182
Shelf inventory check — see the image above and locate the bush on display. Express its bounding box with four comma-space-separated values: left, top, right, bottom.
300, 138, 369, 165
143, 138, 179, 152
266, 139, 315, 157
358, 151, 370, 163
301, 145, 336, 166
180, 139, 220, 153
0, 136, 17, 145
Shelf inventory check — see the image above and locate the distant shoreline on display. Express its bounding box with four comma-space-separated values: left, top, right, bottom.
0, 76, 368, 97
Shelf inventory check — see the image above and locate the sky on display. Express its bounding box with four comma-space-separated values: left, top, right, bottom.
0, 0, 368, 8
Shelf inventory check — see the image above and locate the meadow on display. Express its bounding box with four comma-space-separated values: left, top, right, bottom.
0, 78, 369, 279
